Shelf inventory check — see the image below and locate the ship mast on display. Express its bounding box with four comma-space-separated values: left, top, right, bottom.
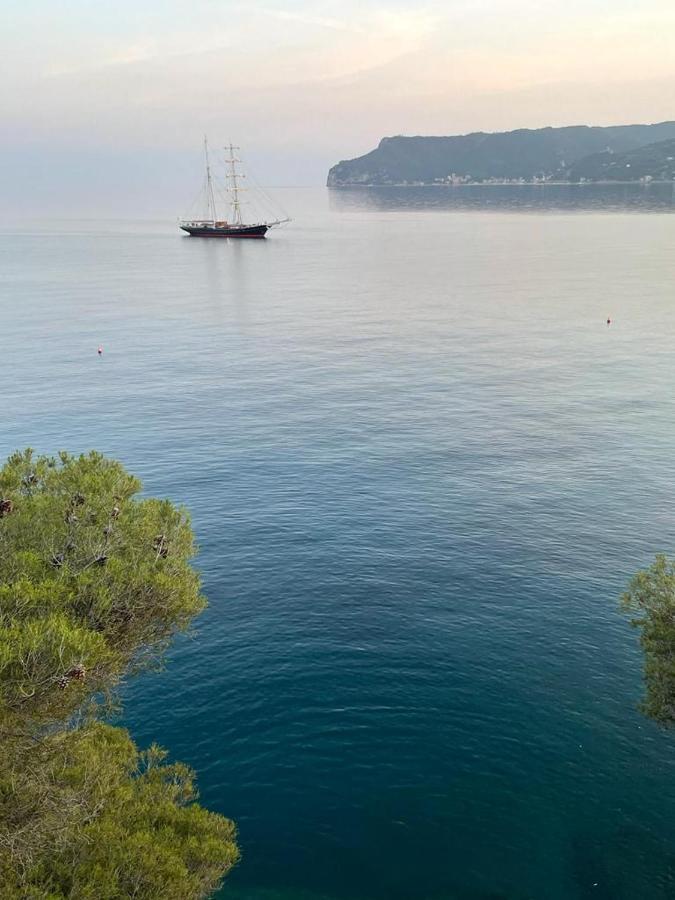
226, 143, 243, 225
204, 136, 217, 222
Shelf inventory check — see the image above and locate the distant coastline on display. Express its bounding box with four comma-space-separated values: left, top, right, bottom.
327, 122, 675, 187
329, 179, 675, 188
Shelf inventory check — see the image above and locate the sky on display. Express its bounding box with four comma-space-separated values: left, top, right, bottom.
2, 0, 674, 215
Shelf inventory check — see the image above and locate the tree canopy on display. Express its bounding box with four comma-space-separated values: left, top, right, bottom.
622, 553, 675, 726
0, 449, 238, 898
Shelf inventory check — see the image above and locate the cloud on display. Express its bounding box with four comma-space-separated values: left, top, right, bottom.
249, 6, 367, 33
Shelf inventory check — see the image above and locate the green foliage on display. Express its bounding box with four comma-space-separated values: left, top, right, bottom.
0, 450, 239, 898
1, 724, 238, 900
0, 449, 203, 726
622, 553, 675, 725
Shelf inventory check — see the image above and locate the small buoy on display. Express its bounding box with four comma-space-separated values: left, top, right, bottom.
606, 318, 611, 326
97, 346, 103, 355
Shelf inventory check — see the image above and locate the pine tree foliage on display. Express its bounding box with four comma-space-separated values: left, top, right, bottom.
622, 553, 675, 726
0, 450, 239, 898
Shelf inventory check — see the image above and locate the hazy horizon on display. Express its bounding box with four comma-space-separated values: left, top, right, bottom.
3, 0, 675, 216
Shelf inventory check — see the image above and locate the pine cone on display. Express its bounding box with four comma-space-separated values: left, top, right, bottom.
66, 664, 86, 681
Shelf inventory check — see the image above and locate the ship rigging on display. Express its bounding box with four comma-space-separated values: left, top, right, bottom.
179, 139, 290, 238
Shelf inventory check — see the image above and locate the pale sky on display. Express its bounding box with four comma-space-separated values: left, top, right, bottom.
2, 0, 674, 215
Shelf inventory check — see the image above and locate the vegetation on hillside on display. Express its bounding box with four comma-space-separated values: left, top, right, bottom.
327, 122, 675, 185
0, 449, 238, 898
567, 138, 675, 183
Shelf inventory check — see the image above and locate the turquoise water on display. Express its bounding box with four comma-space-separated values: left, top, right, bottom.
3, 186, 675, 898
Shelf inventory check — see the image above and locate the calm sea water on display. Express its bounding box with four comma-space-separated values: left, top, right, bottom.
3, 185, 675, 899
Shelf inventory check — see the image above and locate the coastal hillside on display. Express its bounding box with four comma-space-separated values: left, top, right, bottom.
327, 122, 675, 185
568, 137, 675, 182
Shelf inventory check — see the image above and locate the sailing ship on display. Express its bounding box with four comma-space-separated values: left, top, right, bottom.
179, 139, 290, 238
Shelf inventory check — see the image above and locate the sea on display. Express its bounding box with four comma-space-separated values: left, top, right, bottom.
3, 184, 675, 899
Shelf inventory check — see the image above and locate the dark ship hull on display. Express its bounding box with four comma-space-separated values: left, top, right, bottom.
180, 222, 268, 238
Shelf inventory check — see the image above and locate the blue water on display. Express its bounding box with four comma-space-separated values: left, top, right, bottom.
3, 186, 675, 899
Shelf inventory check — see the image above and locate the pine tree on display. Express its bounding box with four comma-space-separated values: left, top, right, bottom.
0, 449, 239, 898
